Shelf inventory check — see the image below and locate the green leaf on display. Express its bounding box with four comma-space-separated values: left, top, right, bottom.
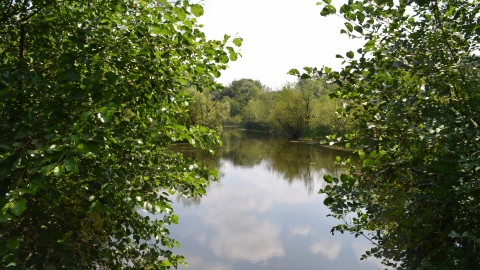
105, 72, 117, 84
0, 140, 12, 150
7, 239, 20, 251
58, 53, 75, 64
220, 55, 229, 63
63, 157, 79, 174
344, 22, 353, 32
53, 165, 65, 177
195, 65, 205, 73
356, 12, 365, 23
364, 39, 375, 49
232, 38, 243, 47
229, 51, 237, 61
25, 183, 39, 195
287, 69, 300, 75
227, 47, 237, 61
363, 158, 373, 167
10, 198, 27, 216
358, 149, 365, 159
320, 5, 336, 16
174, 7, 187, 21
0, 241, 8, 257
415, 0, 430, 6
191, 4, 204, 17
32, 177, 48, 190
324, 174, 333, 183
323, 197, 334, 205
0, 212, 12, 223
209, 169, 219, 177
172, 214, 179, 224
370, 150, 384, 158
300, 73, 311, 79
354, 25, 363, 34
346, 51, 354, 58
68, 70, 80, 82
223, 34, 231, 44
449, 230, 461, 238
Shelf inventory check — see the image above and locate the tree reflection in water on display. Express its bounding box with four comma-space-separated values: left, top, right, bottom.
170, 127, 352, 203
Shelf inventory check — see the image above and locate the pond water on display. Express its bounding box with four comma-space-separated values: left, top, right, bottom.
167, 128, 384, 270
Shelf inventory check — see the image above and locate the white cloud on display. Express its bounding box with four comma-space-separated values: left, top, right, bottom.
167, 158, 353, 267
177, 255, 233, 270
292, 225, 312, 236
193, 162, 314, 262
196, 233, 207, 244
208, 213, 285, 262
176, 160, 330, 263
309, 237, 342, 260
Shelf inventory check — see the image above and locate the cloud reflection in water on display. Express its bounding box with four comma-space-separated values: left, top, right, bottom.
168, 129, 379, 269
309, 238, 342, 260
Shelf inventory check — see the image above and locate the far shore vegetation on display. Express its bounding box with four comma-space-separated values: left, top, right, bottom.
187, 77, 356, 142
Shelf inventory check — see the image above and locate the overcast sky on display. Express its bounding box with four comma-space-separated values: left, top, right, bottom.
198, 0, 364, 89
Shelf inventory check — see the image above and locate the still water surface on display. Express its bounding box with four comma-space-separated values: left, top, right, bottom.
168, 128, 383, 270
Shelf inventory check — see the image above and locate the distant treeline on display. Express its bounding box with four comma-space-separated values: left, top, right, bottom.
186, 78, 356, 139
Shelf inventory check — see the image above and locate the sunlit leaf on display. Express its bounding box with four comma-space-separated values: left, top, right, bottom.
191, 4, 204, 17
344, 22, 353, 32
10, 198, 27, 216
324, 174, 333, 183
233, 38, 243, 47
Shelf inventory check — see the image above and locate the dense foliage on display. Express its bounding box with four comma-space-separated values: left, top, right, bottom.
308, 0, 480, 268
216, 78, 266, 121
266, 79, 353, 139
218, 78, 353, 139
0, 0, 240, 268
185, 87, 230, 133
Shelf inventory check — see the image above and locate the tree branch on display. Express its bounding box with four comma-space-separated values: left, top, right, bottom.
432, 0, 468, 99
19, 0, 57, 23
0, 0, 14, 25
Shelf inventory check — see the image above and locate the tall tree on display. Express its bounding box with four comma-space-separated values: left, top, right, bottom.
242, 90, 275, 130
269, 83, 311, 139
0, 0, 240, 268
304, 0, 480, 268
218, 78, 264, 118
